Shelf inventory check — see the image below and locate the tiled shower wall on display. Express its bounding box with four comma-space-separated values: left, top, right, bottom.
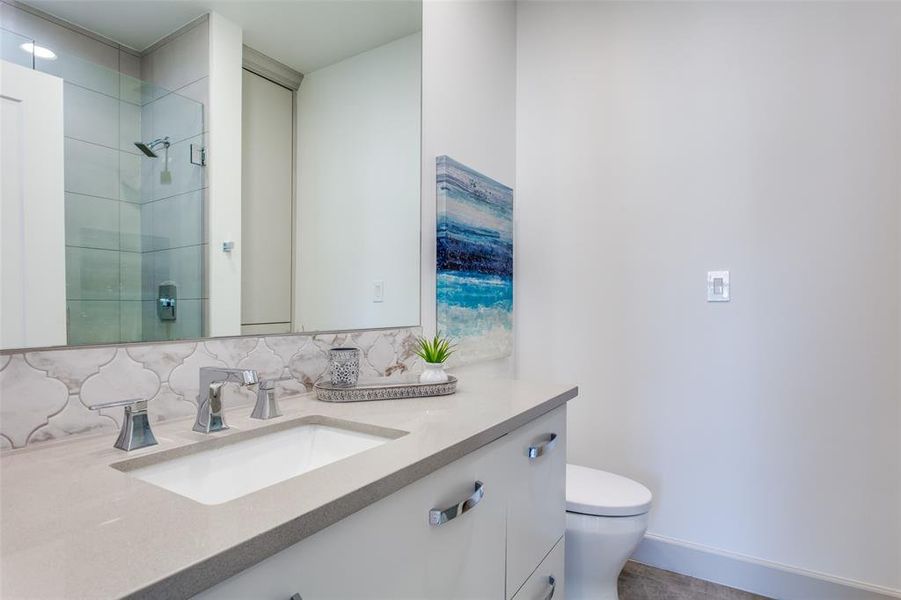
1, 4, 210, 345
0, 327, 422, 450
139, 18, 209, 341
0, 1, 147, 345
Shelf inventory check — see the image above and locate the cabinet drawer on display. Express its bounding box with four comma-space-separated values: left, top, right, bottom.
194, 436, 507, 599
511, 535, 565, 600
505, 405, 567, 598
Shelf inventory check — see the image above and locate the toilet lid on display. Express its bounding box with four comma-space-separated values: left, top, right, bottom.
566, 464, 653, 517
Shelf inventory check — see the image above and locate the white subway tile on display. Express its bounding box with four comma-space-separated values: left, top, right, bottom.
64, 82, 118, 148
147, 90, 203, 145
120, 201, 142, 252
119, 151, 141, 203
119, 100, 142, 154
66, 300, 121, 345
150, 190, 204, 250
66, 247, 120, 301
65, 138, 118, 199
144, 20, 209, 93
120, 251, 142, 301
65, 193, 119, 250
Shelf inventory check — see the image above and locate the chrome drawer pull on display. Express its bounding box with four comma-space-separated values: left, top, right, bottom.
542, 576, 556, 600
429, 481, 484, 526
527, 433, 558, 459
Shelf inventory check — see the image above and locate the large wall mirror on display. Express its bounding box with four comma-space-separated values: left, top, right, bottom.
0, 0, 421, 350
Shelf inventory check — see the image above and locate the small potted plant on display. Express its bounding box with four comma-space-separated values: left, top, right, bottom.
414, 332, 455, 384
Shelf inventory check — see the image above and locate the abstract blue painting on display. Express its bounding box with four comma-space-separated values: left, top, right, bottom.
436, 156, 513, 363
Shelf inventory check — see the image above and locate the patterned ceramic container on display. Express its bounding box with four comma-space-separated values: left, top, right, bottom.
329, 347, 361, 387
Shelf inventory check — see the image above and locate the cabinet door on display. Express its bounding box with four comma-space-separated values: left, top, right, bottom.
505, 406, 567, 598
194, 435, 507, 599
511, 536, 565, 600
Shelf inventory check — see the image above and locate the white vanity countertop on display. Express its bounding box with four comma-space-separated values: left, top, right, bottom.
0, 378, 577, 599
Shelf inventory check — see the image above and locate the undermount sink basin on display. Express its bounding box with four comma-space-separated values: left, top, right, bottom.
112, 417, 406, 505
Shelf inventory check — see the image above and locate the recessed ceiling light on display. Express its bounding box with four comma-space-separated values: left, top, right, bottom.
19, 42, 57, 60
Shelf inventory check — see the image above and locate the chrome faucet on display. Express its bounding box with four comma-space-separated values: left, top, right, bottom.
251, 377, 292, 420
89, 398, 158, 451
194, 367, 259, 433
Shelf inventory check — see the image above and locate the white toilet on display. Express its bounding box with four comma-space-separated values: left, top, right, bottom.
565, 464, 653, 600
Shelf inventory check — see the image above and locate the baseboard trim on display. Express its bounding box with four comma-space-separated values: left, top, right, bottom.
631, 533, 901, 600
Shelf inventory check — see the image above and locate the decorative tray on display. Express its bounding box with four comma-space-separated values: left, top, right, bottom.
314, 375, 458, 403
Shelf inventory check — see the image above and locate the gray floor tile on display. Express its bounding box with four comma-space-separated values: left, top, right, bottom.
618, 561, 771, 600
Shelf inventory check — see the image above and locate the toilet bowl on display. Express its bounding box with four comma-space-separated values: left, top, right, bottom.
565, 464, 653, 600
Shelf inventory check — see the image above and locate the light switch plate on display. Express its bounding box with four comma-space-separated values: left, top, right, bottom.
707, 271, 730, 302
373, 280, 384, 303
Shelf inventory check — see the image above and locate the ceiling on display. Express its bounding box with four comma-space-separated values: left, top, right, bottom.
24, 0, 421, 73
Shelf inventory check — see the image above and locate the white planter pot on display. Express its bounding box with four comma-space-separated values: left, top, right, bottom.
420, 362, 449, 384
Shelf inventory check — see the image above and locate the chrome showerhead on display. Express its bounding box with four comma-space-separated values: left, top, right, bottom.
134, 137, 170, 158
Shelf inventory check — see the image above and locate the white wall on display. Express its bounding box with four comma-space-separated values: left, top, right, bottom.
421, 0, 516, 378
296, 33, 421, 332
206, 12, 243, 337
516, 1, 901, 593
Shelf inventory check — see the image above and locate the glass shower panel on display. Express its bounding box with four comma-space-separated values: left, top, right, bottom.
137, 84, 206, 343
2, 34, 205, 345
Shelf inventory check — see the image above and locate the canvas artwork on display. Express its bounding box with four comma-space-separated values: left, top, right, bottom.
436, 155, 513, 363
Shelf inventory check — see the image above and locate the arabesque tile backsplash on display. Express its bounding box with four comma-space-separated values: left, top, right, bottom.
0, 327, 422, 450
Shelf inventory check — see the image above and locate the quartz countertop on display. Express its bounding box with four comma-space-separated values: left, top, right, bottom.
0, 378, 577, 599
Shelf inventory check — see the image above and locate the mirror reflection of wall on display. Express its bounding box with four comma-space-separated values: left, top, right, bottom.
0, 1, 422, 350
296, 32, 421, 332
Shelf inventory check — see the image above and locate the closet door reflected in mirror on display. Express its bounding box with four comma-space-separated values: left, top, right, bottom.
241, 69, 294, 335
0, 0, 421, 349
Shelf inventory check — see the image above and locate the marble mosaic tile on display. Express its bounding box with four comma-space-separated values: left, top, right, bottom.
167, 345, 228, 404
81, 350, 161, 409
148, 383, 196, 423
0, 356, 70, 447
25, 347, 117, 394
29, 395, 114, 444
204, 337, 258, 368
0, 327, 421, 450
287, 341, 331, 388
366, 335, 398, 376
125, 342, 196, 380
236, 341, 286, 380
261, 335, 306, 364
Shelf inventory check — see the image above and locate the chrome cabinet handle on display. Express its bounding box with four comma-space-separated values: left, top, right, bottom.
527, 433, 558, 459
542, 576, 556, 600
429, 481, 484, 526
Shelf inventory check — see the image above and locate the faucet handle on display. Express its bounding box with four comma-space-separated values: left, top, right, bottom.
251, 377, 293, 420
259, 376, 293, 390
89, 398, 149, 411
89, 399, 158, 451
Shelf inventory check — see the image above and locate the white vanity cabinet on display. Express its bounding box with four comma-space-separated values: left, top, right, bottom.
504, 406, 567, 597
511, 536, 565, 600
195, 406, 567, 599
